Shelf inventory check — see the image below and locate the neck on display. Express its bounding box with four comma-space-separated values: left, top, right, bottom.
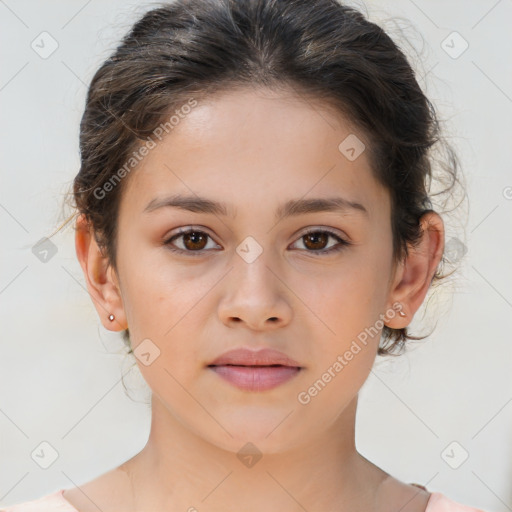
121, 393, 387, 511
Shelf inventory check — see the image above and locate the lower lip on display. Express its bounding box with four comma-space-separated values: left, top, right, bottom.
209, 365, 302, 391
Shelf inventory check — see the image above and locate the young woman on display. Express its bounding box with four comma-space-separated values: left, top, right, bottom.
2, 0, 485, 510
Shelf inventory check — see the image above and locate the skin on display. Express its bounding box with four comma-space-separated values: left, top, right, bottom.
71, 86, 444, 512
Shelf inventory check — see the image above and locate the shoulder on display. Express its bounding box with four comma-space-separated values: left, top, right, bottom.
425, 492, 488, 512
0, 489, 78, 512
374, 476, 432, 512
59, 464, 134, 512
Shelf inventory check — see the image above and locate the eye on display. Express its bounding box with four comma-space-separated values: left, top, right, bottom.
290, 229, 351, 256
163, 227, 351, 257
164, 228, 220, 256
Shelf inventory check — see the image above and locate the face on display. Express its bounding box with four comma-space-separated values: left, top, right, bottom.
107, 86, 398, 452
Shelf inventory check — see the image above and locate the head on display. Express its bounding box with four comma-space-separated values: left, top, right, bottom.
66, 0, 462, 452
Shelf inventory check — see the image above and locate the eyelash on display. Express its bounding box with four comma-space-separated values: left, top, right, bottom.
163, 227, 351, 257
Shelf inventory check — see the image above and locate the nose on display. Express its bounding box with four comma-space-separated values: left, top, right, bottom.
217, 251, 293, 331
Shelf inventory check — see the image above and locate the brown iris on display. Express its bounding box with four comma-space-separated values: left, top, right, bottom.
302, 232, 329, 250
182, 231, 208, 250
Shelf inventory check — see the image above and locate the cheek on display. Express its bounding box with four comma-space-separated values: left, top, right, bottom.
295, 275, 380, 417
295, 327, 377, 427
128, 286, 206, 404
294, 254, 386, 369
306, 259, 379, 327
117, 245, 188, 329
123, 264, 214, 369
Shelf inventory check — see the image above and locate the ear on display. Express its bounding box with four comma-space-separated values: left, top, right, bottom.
74, 213, 128, 332
385, 211, 445, 328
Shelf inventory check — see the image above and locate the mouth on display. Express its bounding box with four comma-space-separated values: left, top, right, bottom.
207, 363, 302, 392
206, 347, 303, 391
207, 363, 299, 368
207, 347, 303, 368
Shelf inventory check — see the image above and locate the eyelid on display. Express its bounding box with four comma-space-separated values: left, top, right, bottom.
295, 225, 348, 241
165, 225, 216, 241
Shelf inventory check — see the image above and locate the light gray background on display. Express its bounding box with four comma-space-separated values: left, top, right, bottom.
1, 0, 511, 510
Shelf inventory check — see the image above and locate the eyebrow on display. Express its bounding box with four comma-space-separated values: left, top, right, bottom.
143, 194, 369, 220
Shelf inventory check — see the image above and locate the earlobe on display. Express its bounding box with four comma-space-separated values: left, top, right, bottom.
385, 211, 445, 328
74, 214, 128, 332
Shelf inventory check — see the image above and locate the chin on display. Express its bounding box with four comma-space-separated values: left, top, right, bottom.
196, 410, 307, 455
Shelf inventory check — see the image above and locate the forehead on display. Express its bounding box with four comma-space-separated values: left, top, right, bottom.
120, 86, 388, 221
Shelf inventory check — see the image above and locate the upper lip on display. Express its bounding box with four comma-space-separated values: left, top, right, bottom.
208, 348, 302, 367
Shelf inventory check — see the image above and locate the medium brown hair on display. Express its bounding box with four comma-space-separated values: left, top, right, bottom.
58, 0, 466, 357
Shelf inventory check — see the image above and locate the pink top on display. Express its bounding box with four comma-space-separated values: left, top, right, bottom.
0, 488, 488, 511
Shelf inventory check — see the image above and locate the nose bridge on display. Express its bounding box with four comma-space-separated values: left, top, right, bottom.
231, 235, 279, 298
218, 236, 291, 329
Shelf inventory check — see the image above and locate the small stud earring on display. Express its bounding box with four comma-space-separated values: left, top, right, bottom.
393, 303, 407, 317
108, 314, 115, 322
